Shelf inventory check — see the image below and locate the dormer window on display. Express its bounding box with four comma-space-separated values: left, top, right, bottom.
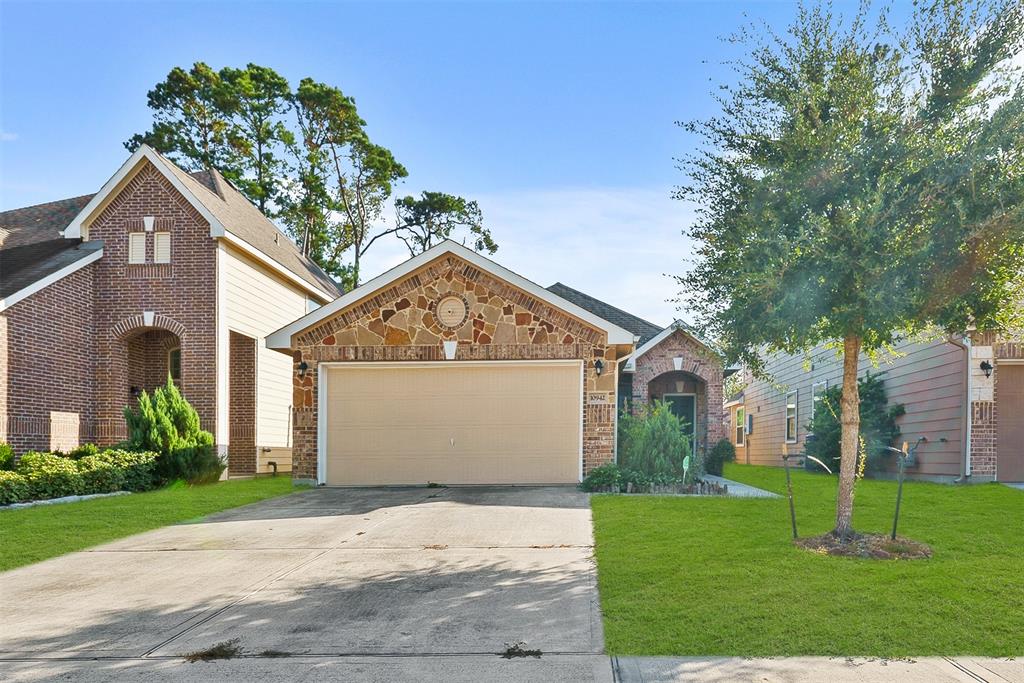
128, 233, 146, 264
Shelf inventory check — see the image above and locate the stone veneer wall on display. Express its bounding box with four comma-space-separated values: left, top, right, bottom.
632, 328, 726, 456
289, 254, 618, 481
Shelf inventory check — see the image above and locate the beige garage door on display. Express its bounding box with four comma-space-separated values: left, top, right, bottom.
322, 361, 582, 486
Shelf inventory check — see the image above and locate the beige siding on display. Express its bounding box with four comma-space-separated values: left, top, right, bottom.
739, 336, 966, 479
223, 243, 321, 451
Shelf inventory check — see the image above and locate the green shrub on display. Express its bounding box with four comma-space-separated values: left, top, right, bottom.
0, 443, 14, 471
805, 371, 905, 474
704, 438, 736, 476
76, 455, 126, 493
124, 377, 224, 485
0, 470, 30, 504
618, 400, 698, 483
67, 443, 100, 460
94, 449, 159, 492
580, 464, 623, 491
16, 452, 84, 500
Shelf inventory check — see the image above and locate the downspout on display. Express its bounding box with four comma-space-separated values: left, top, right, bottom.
949, 334, 972, 482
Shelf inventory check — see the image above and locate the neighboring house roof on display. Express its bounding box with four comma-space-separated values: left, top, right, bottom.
0, 196, 104, 308
61, 145, 341, 300
546, 282, 665, 345
267, 240, 636, 350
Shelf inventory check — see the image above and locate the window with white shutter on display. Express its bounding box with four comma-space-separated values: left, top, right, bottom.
128, 233, 146, 264
154, 232, 171, 264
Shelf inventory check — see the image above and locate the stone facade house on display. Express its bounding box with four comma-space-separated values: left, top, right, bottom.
266, 242, 637, 485
725, 329, 1023, 483
0, 145, 340, 475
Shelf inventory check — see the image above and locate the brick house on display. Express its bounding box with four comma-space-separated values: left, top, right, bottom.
724, 329, 1023, 483
0, 145, 340, 475
264, 251, 724, 486
548, 284, 728, 460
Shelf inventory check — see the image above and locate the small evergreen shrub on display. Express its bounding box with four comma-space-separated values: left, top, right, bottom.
0, 471, 29, 504
67, 443, 100, 460
124, 377, 224, 484
94, 449, 159, 492
618, 400, 698, 483
0, 442, 14, 471
17, 452, 84, 500
805, 371, 905, 474
579, 463, 623, 492
704, 438, 736, 476
76, 455, 126, 493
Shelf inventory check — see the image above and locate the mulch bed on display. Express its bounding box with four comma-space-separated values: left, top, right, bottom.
794, 532, 932, 560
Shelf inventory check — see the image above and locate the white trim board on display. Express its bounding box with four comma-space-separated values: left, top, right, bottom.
266, 240, 634, 350
63, 145, 226, 240
0, 247, 103, 312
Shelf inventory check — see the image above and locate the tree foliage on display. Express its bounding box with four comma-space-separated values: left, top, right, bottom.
129, 63, 496, 290
805, 372, 905, 474
677, 0, 1024, 537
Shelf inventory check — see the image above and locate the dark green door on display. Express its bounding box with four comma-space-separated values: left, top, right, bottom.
665, 394, 696, 455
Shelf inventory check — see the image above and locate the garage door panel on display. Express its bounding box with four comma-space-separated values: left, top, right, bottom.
323, 362, 581, 485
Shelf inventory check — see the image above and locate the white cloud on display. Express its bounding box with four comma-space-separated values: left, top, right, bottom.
357, 187, 700, 327
0, 130, 17, 142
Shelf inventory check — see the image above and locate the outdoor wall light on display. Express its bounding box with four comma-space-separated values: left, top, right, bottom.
298, 361, 309, 378
594, 359, 604, 376
980, 360, 993, 379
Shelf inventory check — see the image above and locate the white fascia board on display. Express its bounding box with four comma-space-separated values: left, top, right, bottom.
0, 247, 103, 311
266, 240, 634, 350
634, 320, 718, 360
220, 231, 335, 302
63, 145, 227, 240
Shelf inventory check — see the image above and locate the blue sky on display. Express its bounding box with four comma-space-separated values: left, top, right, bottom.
0, 1, 882, 324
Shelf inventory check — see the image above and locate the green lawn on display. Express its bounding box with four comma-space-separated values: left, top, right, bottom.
0, 477, 301, 572
592, 463, 1024, 656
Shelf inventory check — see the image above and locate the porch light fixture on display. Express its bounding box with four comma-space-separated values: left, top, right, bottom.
980, 360, 993, 379
298, 361, 309, 378
594, 359, 604, 376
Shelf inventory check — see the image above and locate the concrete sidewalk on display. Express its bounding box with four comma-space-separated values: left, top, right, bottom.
613, 656, 1023, 682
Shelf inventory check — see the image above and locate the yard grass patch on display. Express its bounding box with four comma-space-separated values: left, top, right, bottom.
0, 477, 300, 572
591, 463, 1024, 656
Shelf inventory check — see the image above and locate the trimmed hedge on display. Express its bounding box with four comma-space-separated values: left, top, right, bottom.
0, 471, 30, 505
0, 446, 160, 505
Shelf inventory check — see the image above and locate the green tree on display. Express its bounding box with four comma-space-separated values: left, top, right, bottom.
125, 62, 234, 173
392, 191, 497, 257
678, 0, 1024, 538
219, 64, 292, 213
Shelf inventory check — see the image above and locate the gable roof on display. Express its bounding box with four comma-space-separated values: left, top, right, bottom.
546, 282, 664, 345
267, 240, 636, 350
63, 145, 341, 300
633, 319, 719, 359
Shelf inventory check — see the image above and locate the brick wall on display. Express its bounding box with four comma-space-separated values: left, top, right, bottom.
88, 160, 218, 445
0, 263, 97, 452
228, 331, 257, 475
632, 328, 726, 456
969, 329, 1024, 480
289, 254, 618, 481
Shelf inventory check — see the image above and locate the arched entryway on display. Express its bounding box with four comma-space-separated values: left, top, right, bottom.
125, 329, 181, 397
646, 370, 709, 457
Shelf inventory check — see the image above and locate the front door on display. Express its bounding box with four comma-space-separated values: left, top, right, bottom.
664, 394, 697, 457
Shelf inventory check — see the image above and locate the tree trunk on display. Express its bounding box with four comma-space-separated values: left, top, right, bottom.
353, 245, 361, 287
834, 333, 862, 540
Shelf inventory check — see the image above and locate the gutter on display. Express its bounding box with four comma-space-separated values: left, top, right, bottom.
948, 334, 972, 482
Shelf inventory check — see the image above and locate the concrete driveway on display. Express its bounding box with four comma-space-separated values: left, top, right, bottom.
0, 486, 610, 682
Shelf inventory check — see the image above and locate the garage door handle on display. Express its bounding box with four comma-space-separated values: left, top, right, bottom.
450, 437, 455, 448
